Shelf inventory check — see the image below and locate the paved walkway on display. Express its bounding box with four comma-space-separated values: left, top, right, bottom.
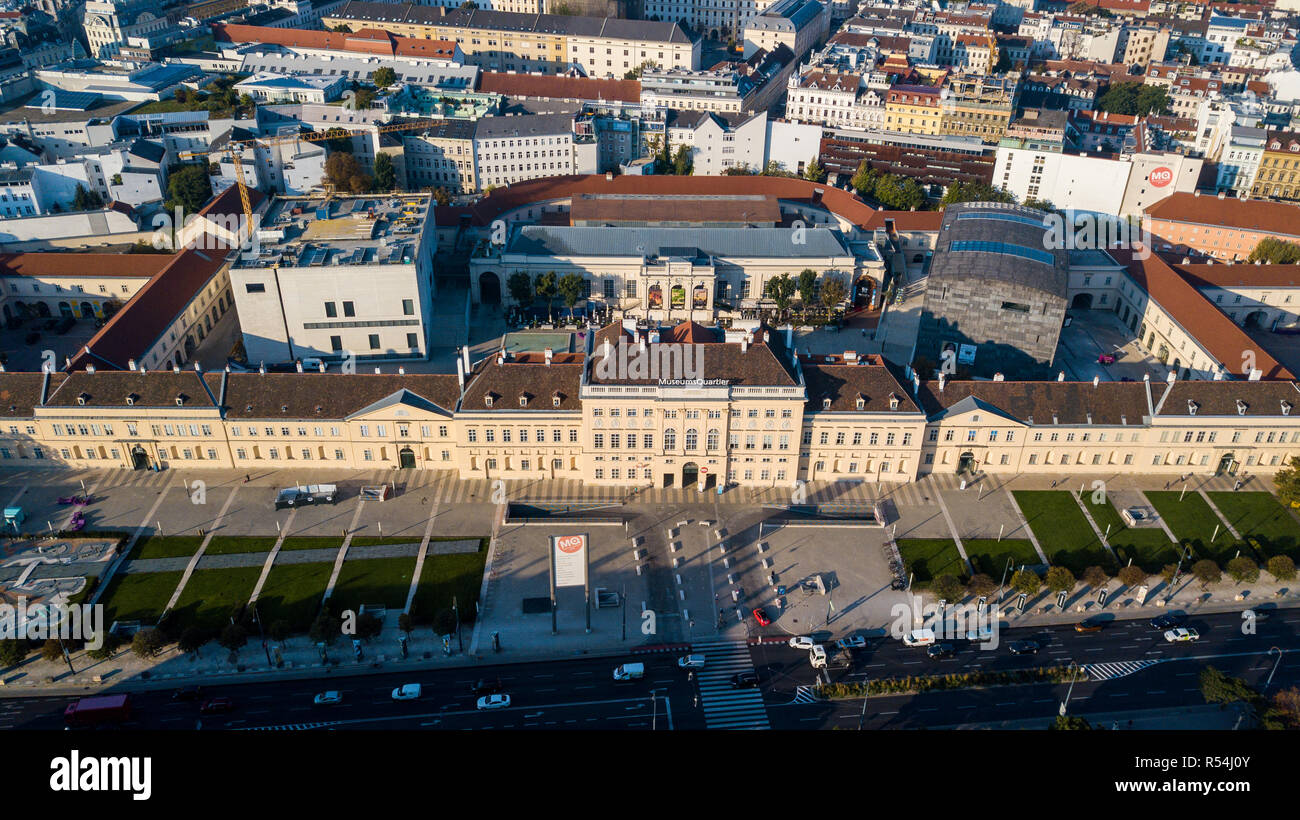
938, 702, 1253, 730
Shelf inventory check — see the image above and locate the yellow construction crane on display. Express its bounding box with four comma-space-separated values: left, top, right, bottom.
178, 118, 448, 231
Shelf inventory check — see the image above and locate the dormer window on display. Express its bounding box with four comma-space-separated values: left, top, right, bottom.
552, 393, 562, 408
822, 397, 832, 410
280, 404, 288, 413
889, 394, 900, 411
519, 395, 528, 407
176, 395, 187, 407
125, 394, 137, 406
1283, 401, 1292, 416
245, 404, 253, 413
855, 395, 866, 410
485, 394, 494, 408
315, 405, 323, 414
1187, 399, 1198, 416
1236, 399, 1248, 415
77, 393, 89, 406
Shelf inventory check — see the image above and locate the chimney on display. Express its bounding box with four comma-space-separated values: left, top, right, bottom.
938, 372, 946, 392
128, 358, 136, 371
318, 362, 326, 373
911, 372, 920, 394
741, 335, 749, 354
86, 363, 95, 374
1218, 191, 1226, 199
461, 346, 471, 374
544, 347, 553, 365
259, 363, 266, 374
456, 357, 466, 390
193, 361, 201, 372
173, 364, 180, 373
1167, 370, 1176, 383
296, 360, 304, 373
1143, 373, 1150, 382
1092, 375, 1099, 387
786, 325, 793, 347
398, 366, 406, 375
993, 372, 1004, 381
1194, 190, 1200, 197
605, 171, 613, 181
1057, 371, 1065, 381
374, 367, 382, 374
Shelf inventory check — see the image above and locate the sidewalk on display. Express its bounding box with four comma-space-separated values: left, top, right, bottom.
938, 702, 1253, 730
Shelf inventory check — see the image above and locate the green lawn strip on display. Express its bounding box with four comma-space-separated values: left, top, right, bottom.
129, 535, 206, 560
101, 570, 185, 626
1207, 492, 1300, 561
1012, 491, 1112, 574
327, 556, 418, 614
255, 562, 333, 633
200, 536, 279, 556
962, 539, 1039, 578
897, 539, 966, 584
349, 536, 426, 546
1145, 491, 1235, 561
1083, 496, 1176, 572
278, 537, 346, 551
409, 545, 488, 626
169, 566, 263, 635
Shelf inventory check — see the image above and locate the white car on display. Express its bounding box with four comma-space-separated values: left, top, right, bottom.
836, 636, 866, 650
301, 357, 325, 372
391, 684, 422, 701
477, 694, 511, 710
788, 636, 816, 651
313, 691, 343, 705
965, 626, 996, 642
677, 654, 706, 669
1164, 628, 1200, 643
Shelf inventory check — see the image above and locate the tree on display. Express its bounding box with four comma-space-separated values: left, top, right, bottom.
1050, 714, 1092, 730
624, 60, 656, 80
309, 611, 339, 645
398, 613, 413, 636
269, 620, 291, 644
373, 152, 396, 192
174, 87, 190, 104
434, 608, 457, 637
534, 271, 557, 322
1192, 559, 1222, 588
507, 271, 534, 307
671, 144, 693, 176
219, 623, 248, 653
178, 627, 206, 656
131, 628, 166, 660
1045, 566, 1076, 594
557, 272, 585, 318
941, 181, 1014, 207
872, 173, 925, 210
1021, 197, 1057, 212
331, 23, 352, 32
1266, 554, 1297, 582
41, 639, 64, 663
86, 633, 121, 662
931, 574, 964, 602
820, 276, 847, 309
356, 613, 383, 640
71, 183, 104, 211
1117, 564, 1146, 588
1273, 456, 1300, 510
373, 67, 397, 88
0, 639, 27, 668
1248, 237, 1300, 264
1082, 565, 1109, 588
432, 187, 451, 206
324, 151, 370, 193
1199, 665, 1258, 706
1097, 81, 1169, 116
850, 161, 879, 199
764, 272, 796, 313
1226, 555, 1260, 583
1011, 569, 1041, 596
1262, 687, 1300, 730
803, 156, 826, 183
165, 164, 213, 215
796, 268, 817, 306
967, 573, 996, 597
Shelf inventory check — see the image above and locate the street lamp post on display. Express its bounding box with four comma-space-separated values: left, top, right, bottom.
1169, 545, 1195, 592
1059, 661, 1080, 717
858, 679, 869, 731
1266, 647, 1284, 691
996, 556, 1014, 602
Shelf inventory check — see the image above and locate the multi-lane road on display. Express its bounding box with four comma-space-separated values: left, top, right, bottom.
6, 607, 1298, 731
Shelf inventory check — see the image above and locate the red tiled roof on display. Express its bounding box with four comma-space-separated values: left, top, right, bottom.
478, 72, 639, 103
1111, 246, 1293, 380
434, 174, 944, 233
1175, 262, 1300, 290
663, 321, 717, 344
1145, 192, 1300, 237
213, 22, 458, 60
0, 253, 173, 279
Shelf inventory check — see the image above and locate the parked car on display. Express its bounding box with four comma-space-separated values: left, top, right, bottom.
677, 654, 706, 669
198, 697, 234, 715
1008, 640, 1040, 655
788, 636, 816, 651
313, 691, 343, 705
477, 694, 511, 710
927, 643, 955, 659
471, 679, 502, 695
1164, 627, 1200, 643
902, 629, 936, 647
300, 357, 325, 371
1075, 616, 1106, 633
751, 608, 771, 627
729, 670, 759, 688
836, 636, 866, 650
391, 684, 422, 701
1098, 353, 1116, 365
1149, 613, 1186, 630
965, 626, 996, 642
275, 484, 338, 509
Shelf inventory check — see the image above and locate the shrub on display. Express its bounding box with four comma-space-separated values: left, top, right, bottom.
1045, 566, 1076, 594
1226, 556, 1260, 584
1082, 565, 1109, 588
931, 574, 965, 603
1192, 559, 1222, 587
131, 628, 166, 660
967, 573, 996, 597
1011, 569, 1041, 595
1117, 564, 1147, 588
1267, 555, 1297, 582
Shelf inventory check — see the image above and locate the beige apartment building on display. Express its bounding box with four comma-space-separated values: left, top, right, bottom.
3, 322, 1299, 485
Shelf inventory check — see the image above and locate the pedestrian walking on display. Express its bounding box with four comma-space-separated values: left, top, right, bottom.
244, 473, 250, 483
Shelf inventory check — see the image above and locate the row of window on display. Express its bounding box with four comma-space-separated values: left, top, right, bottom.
467, 428, 577, 443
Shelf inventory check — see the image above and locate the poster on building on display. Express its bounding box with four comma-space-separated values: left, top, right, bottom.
958, 344, 977, 366
670, 285, 686, 309
552, 534, 588, 588
648, 285, 663, 309
692, 285, 708, 310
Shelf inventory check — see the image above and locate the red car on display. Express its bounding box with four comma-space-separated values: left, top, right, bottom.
752, 608, 772, 627
1097, 353, 1116, 365
198, 697, 234, 715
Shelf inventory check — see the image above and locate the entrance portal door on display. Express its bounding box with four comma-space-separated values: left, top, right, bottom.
1216, 453, 1237, 476
131, 447, 149, 470
399, 447, 416, 469
682, 462, 699, 488
957, 451, 975, 474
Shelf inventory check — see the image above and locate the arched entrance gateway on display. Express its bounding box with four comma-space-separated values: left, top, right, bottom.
131, 446, 149, 470
1217, 453, 1237, 476
479, 271, 501, 304
1071, 293, 1093, 310
79, 301, 95, 318
399, 446, 416, 469
681, 462, 699, 489
957, 451, 976, 474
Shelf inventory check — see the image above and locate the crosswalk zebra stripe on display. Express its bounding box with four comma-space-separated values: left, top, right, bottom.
1083, 660, 1162, 681
791, 685, 819, 705
688, 639, 769, 730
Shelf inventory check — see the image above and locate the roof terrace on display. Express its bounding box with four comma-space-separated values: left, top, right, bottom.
236, 194, 431, 270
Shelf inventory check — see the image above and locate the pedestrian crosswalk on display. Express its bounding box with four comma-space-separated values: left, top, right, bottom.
240, 721, 341, 731
791, 685, 820, 705
691, 638, 770, 730
1083, 660, 1161, 681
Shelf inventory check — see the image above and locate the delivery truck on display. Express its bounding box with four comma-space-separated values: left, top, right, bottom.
64, 694, 131, 727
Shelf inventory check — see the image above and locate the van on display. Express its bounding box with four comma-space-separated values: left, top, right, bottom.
902, 629, 936, 647
612, 662, 644, 681
808, 644, 827, 669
